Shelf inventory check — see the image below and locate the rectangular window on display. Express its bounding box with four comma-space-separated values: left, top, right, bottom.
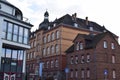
104, 41, 107, 48
71, 56, 74, 64
2, 48, 5, 57
70, 70, 73, 78
7, 22, 13, 40
81, 55, 84, 63
81, 69, 84, 78
19, 27, 23, 43
6, 49, 11, 58
12, 50, 17, 59
111, 43, 115, 49
13, 25, 18, 42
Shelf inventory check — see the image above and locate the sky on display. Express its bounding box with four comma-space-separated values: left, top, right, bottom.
7, 0, 120, 42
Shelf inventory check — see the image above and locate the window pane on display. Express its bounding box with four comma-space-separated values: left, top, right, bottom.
7, 33, 12, 40
2, 32, 6, 39
12, 50, 17, 59
23, 37, 28, 44
8, 23, 13, 33
14, 25, 18, 35
18, 50, 24, 60
2, 21, 7, 32
19, 27, 23, 36
19, 36, 22, 43
13, 34, 17, 42
2, 48, 5, 57
6, 49, 11, 58
24, 28, 28, 37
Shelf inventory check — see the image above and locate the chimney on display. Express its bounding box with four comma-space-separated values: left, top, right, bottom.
85, 17, 88, 25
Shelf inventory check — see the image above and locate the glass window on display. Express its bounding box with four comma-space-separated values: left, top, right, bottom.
47, 34, 50, 42
19, 27, 23, 43
6, 49, 11, 58
112, 55, 115, 63
46, 61, 49, 68
70, 69, 73, 78
71, 56, 74, 64
55, 59, 58, 67
113, 70, 116, 79
55, 44, 59, 53
51, 60, 54, 68
43, 48, 46, 56
2, 21, 7, 32
18, 50, 24, 60
7, 23, 13, 40
104, 41, 107, 48
24, 28, 28, 37
51, 32, 55, 40
81, 55, 84, 63
56, 30, 59, 39
76, 42, 79, 50
47, 47, 50, 55
80, 42, 83, 50
75, 55, 78, 64
75, 69, 78, 78
51, 45, 54, 54
12, 50, 17, 59
13, 25, 18, 42
87, 54, 90, 63
2, 48, 5, 57
81, 69, 85, 78
43, 36, 46, 43
111, 43, 115, 49
87, 68, 90, 78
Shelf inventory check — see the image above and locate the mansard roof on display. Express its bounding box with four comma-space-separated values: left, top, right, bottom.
38, 13, 106, 32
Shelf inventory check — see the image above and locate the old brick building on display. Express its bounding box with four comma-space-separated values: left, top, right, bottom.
26, 11, 112, 80
66, 32, 120, 80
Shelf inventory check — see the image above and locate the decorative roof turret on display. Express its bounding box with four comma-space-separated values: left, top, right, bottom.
39, 11, 49, 30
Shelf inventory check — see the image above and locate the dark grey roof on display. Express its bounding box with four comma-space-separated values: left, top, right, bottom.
66, 31, 117, 53
38, 13, 106, 32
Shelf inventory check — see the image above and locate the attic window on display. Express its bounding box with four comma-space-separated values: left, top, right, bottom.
90, 27, 93, 31
74, 23, 78, 27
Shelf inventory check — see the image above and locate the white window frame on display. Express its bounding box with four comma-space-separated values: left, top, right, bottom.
56, 30, 60, 39
76, 42, 79, 50
80, 42, 83, 50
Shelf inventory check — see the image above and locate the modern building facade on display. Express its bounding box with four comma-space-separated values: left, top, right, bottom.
66, 32, 120, 80
26, 11, 109, 80
0, 0, 33, 80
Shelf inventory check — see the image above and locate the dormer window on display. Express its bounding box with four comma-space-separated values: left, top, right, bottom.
48, 26, 50, 30
54, 23, 56, 27
74, 23, 78, 27
90, 27, 93, 31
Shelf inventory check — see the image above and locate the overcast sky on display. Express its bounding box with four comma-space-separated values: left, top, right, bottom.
7, 0, 120, 42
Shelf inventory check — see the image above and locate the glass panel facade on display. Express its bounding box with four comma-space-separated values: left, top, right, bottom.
2, 21, 29, 44
1, 48, 24, 73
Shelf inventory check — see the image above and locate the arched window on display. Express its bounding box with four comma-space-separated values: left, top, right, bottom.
51, 45, 54, 54
75, 69, 78, 78
87, 53, 90, 63
51, 32, 55, 40
47, 47, 50, 55
47, 34, 50, 42
51, 60, 54, 68
55, 59, 58, 67
43, 36, 46, 43
55, 44, 59, 53
43, 48, 46, 56
56, 30, 60, 39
